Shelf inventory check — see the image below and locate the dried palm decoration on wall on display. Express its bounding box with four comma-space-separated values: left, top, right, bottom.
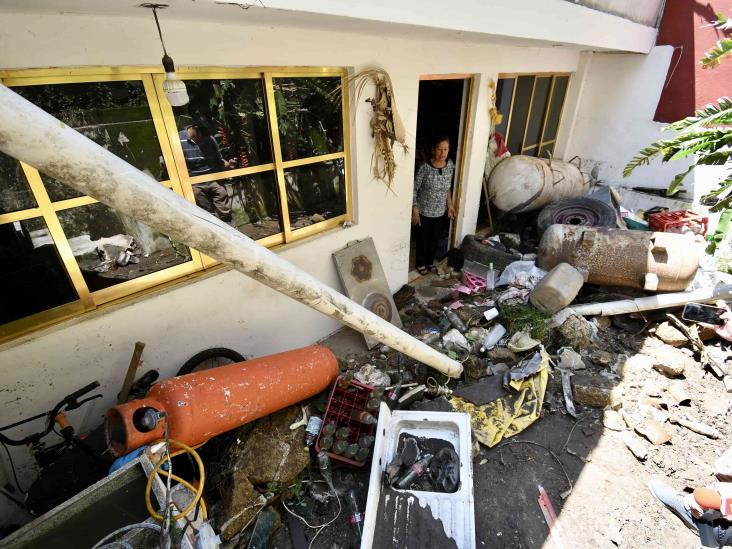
341, 68, 408, 189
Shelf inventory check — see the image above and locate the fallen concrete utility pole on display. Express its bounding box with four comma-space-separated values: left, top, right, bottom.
571, 284, 732, 317
0, 85, 462, 378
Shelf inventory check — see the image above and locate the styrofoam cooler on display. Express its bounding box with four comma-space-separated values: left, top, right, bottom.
360, 403, 476, 549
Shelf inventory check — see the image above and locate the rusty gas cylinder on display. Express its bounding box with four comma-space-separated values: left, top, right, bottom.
105, 345, 339, 456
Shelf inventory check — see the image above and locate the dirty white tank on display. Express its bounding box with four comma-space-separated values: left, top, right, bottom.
488, 155, 590, 213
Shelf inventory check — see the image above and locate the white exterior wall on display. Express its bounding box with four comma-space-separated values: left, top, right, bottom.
0, 11, 584, 489
563, 47, 695, 192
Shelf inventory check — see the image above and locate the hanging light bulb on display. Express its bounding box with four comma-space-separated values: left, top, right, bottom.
143, 3, 189, 106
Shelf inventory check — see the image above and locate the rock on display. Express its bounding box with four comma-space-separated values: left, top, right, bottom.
559, 347, 585, 371
572, 373, 622, 408
487, 362, 510, 376
555, 314, 595, 350
354, 363, 391, 387
635, 338, 695, 377
593, 315, 612, 331
621, 431, 648, 461
654, 322, 687, 347
602, 409, 626, 431
487, 347, 518, 363
634, 419, 672, 445
590, 350, 615, 367
218, 406, 309, 540
666, 382, 691, 406
621, 354, 654, 375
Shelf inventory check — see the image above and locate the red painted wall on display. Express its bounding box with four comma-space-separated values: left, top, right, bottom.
654, 0, 732, 123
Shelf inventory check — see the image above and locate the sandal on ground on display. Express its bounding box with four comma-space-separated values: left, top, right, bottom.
417, 266, 430, 275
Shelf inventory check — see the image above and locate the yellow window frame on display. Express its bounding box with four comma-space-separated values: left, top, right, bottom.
496, 72, 571, 157
0, 65, 352, 343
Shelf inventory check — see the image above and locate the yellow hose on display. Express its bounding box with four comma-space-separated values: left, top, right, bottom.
144, 439, 206, 522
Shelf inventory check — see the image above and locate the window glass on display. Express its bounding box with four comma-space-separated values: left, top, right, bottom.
56, 202, 191, 293
506, 76, 534, 155
524, 77, 551, 149
13, 81, 168, 185
192, 173, 281, 240
0, 218, 78, 324
494, 78, 514, 141
0, 153, 36, 214
285, 159, 346, 229
274, 77, 343, 161
173, 79, 272, 177
542, 76, 569, 142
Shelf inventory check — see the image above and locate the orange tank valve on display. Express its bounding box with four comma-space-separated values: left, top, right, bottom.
105, 345, 339, 456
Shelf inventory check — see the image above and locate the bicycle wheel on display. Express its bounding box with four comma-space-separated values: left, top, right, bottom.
177, 347, 246, 376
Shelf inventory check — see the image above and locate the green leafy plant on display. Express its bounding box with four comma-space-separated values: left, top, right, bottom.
624, 10, 732, 209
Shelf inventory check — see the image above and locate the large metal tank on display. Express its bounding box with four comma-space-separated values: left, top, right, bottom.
488, 156, 590, 213
537, 225, 699, 291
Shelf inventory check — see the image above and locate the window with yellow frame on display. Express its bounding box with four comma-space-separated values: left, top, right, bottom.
0, 66, 352, 342
494, 73, 571, 158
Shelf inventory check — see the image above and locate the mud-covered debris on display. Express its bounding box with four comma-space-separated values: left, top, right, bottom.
590, 350, 615, 367
487, 347, 518, 364
572, 373, 622, 408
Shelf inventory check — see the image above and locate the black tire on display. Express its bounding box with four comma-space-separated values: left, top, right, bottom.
177, 347, 246, 376
537, 197, 617, 234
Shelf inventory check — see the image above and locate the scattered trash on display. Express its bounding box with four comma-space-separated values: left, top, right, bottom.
443, 329, 470, 352
481, 324, 507, 350
483, 307, 499, 321
558, 347, 585, 371
506, 331, 540, 353
496, 260, 547, 289
559, 369, 577, 418
354, 363, 391, 387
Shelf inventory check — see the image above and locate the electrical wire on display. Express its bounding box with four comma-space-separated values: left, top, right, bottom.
282, 489, 342, 549
144, 438, 207, 523
1, 440, 27, 495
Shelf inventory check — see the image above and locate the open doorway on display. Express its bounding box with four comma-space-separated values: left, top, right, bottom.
410, 76, 473, 274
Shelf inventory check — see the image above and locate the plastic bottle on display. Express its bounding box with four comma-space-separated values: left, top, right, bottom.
481, 323, 506, 350
346, 489, 363, 539
443, 307, 467, 332
395, 453, 433, 489
485, 262, 496, 290
304, 416, 322, 447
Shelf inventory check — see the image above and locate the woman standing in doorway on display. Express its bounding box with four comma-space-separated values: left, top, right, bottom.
412, 136, 456, 275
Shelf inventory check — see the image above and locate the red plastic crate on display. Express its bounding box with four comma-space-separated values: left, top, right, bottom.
315, 375, 376, 467
649, 210, 708, 236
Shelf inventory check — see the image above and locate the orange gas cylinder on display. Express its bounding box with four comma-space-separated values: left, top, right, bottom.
105, 345, 339, 456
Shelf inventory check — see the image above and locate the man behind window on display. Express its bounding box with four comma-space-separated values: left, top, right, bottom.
179, 122, 236, 222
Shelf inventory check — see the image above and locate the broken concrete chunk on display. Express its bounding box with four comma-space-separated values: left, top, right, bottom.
354, 363, 391, 387
555, 313, 595, 350
464, 355, 489, 380
635, 338, 695, 377
654, 322, 688, 347
667, 382, 691, 406
635, 419, 672, 445
572, 373, 622, 409
622, 354, 654, 375
621, 431, 648, 461
219, 473, 267, 541
670, 416, 721, 439
558, 347, 585, 371
602, 409, 626, 431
